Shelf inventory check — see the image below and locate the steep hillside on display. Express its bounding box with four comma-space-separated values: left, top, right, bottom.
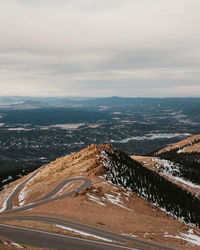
5, 142, 199, 227
154, 134, 200, 185
1, 143, 200, 249
156, 134, 200, 154
132, 134, 200, 196
102, 147, 200, 227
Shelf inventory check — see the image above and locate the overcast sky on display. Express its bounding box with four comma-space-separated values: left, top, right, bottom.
0, 0, 200, 97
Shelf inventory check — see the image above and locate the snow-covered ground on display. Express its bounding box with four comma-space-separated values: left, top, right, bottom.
56, 224, 114, 242
38, 123, 85, 130
152, 158, 200, 193
9, 242, 24, 249
0, 181, 24, 212
111, 133, 191, 143
164, 229, 200, 247
18, 169, 42, 206
104, 193, 133, 211
177, 147, 186, 154
87, 188, 133, 211
8, 127, 31, 131
87, 194, 105, 206
3, 240, 24, 249
18, 185, 28, 206
1, 176, 13, 184
0, 193, 11, 213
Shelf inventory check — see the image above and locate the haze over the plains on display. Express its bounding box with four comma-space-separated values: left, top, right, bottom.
0, 0, 200, 97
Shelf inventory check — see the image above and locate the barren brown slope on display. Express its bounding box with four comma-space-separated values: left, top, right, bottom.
1, 144, 200, 249
156, 134, 200, 154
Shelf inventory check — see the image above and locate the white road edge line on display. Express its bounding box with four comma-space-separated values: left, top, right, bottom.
0, 223, 138, 250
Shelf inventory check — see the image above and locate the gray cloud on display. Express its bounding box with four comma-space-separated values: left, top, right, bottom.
0, 0, 199, 97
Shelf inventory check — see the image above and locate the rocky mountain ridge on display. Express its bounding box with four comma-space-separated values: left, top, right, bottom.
1, 138, 200, 228
154, 135, 200, 186
1, 137, 200, 249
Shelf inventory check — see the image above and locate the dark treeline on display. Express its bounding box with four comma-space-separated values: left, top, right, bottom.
104, 149, 200, 227
156, 146, 200, 185
0, 108, 108, 125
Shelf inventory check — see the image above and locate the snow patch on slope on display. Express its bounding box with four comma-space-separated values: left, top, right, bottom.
0, 195, 10, 213
56, 224, 113, 242
0, 181, 24, 212
152, 158, 180, 176
164, 229, 200, 246
1, 176, 13, 184
18, 170, 42, 206
18, 186, 27, 206
104, 193, 133, 211
3, 240, 24, 248
87, 194, 105, 206
152, 157, 200, 192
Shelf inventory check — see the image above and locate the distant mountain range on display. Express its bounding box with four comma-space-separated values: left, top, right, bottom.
0, 95, 200, 107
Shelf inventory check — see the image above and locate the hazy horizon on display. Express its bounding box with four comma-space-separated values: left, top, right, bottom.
0, 95, 200, 99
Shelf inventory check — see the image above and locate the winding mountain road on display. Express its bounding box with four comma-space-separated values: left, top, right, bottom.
0, 168, 178, 250
3, 177, 92, 215
5, 167, 44, 211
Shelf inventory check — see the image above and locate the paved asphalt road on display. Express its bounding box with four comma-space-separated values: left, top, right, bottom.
0, 169, 178, 250
3, 177, 92, 214
0, 223, 138, 250
5, 167, 44, 211
0, 215, 178, 250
